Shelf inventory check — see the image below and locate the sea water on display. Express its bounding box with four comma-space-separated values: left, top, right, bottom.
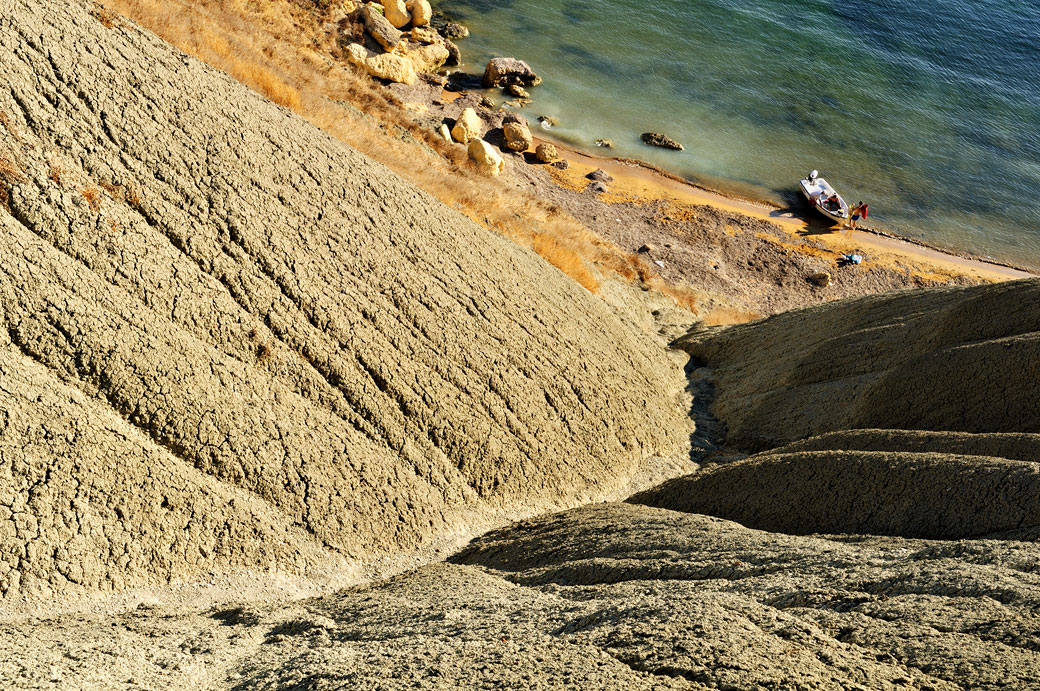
446, 0, 1040, 268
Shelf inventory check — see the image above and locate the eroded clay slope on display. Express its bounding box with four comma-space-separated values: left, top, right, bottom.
0, 0, 690, 599
632, 429, 1040, 538
677, 279, 1040, 451
9, 503, 1039, 689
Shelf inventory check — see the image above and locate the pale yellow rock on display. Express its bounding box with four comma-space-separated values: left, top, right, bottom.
438, 123, 452, 142
451, 107, 483, 143
400, 42, 449, 73
381, 0, 410, 28
503, 120, 533, 152
406, 0, 433, 27
409, 27, 438, 43
364, 53, 417, 84
535, 142, 559, 163
468, 138, 505, 176
345, 42, 369, 66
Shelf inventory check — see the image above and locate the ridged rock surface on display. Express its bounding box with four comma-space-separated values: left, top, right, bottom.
0, 0, 689, 599
633, 429, 1040, 539
677, 280, 1040, 451
8, 503, 1040, 689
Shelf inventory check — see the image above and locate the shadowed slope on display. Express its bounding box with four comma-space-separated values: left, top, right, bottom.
676, 279, 1040, 451
0, 0, 690, 599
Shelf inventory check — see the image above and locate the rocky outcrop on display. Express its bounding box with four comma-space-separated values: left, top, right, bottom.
361, 4, 402, 50
641, 132, 684, 150
399, 41, 448, 73
346, 43, 417, 84
482, 57, 542, 87
450, 106, 483, 143
468, 139, 505, 176
502, 118, 533, 152
677, 279, 1040, 451
0, 0, 691, 599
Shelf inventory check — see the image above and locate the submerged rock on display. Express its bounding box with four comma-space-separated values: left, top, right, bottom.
595, 138, 614, 148
506, 84, 530, 99
483, 57, 542, 87
440, 21, 469, 39
640, 132, 684, 150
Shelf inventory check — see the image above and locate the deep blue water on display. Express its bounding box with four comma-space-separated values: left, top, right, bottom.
446, 0, 1040, 267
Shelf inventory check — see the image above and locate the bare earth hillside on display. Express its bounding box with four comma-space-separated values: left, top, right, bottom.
3, 1, 1040, 689
0, 0, 691, 600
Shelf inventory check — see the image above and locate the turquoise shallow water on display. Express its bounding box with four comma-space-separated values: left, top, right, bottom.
446, 0, 1040, 268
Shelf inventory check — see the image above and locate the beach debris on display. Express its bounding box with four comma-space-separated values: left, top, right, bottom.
840, 253, 863, 266
587, 169, 613, 183
654, 259, 665, 267
641, 132, 685, 150
503, 118, 533, 152
381, 0, 411, 29
638, 244, 654, 253
468, 138, 505, 176
439, 21, 469, 39
362, 6, 403, 50
405, 0, 432, 27
588, 181, 609, 194
595, 138, 614, 148
506, 84, 530, 99
451, 107, 483, 143
535, 143, 559, 163
551, 159, 569, 170
483, 57, 542, 87
346, 43, 417, 84
808, 271, 831, 287
537, 115, 559, 129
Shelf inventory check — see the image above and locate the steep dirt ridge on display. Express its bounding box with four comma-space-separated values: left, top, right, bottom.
632, 430, 1040, 538
0, 0, 690, 600
677, 279, 1040, 451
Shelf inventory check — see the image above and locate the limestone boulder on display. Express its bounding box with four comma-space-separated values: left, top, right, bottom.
406, 0, 432, 27
535, 143, 558, 163
451, 107, 483, 143
641, 132, 684, 150
503, 119, 533, 152
362, 5, 402, 50
400, 41, 449, 73
381, 0, 410, 28
468, 139, 505, 176
482, 57, 542, 87
347, 42, 416, 84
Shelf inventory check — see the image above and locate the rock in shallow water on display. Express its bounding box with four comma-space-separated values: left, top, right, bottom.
483, 57, 542, 87
641, 132, 684, 150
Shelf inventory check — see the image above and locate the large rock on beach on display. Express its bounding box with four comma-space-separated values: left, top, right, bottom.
482, 57, 542, 87
503, 119, 533, 152
381, 0, 411, 28
450, 106, 483, 143
346, 43, 417, 84
468, 138, 505, 176
361, 4, 402, 50
406, 0, 432, 27
641, 132, 684, 150
400, 41, 449, 73
535, 143, 559, 162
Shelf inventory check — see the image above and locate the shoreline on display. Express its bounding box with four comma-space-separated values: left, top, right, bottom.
531, 137, 1036, 283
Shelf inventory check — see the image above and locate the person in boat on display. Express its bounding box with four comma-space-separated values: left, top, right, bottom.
824, 193, 841, 212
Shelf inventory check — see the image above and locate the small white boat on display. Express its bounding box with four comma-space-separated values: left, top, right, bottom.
800, 170, 849, 223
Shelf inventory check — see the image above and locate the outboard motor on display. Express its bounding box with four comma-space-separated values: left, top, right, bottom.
809, 169, 818, 181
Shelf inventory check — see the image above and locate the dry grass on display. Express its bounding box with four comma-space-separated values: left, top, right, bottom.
49, 165, 64, 184
81, 187, 102, 213
103, 0, 700, 309
0, 154, 26, 212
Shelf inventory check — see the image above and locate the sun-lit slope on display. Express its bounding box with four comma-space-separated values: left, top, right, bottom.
677, 279, 1040, 451
0, 0, 690, 599
632, 429, 1040, 539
